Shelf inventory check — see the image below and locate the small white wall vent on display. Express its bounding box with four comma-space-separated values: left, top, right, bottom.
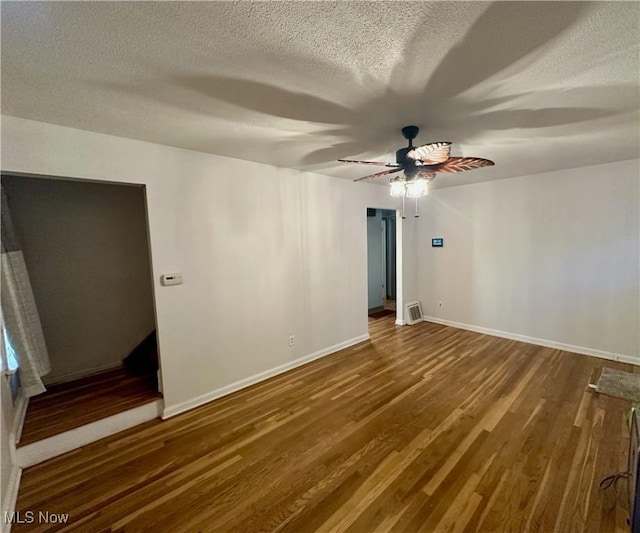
405, 302, 424, 325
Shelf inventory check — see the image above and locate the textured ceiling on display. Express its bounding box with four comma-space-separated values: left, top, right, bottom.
1, 1, 639, 188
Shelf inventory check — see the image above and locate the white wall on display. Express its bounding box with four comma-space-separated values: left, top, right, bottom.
417, 159, 640, 360
2, 176, 156, 384
0, 116, 404, 414
401, 210, 419, 322
367, 210, 383, 310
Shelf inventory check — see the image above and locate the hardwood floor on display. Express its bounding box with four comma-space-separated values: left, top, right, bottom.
14, 317, 633, 532
19, 368, 161, 446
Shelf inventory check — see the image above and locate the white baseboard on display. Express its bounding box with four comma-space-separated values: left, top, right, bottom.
10, 393, 28, 445
615, 353, 640, 365
43, 361, 123, 386
163, 334, 371, 419
423, 316, 639, 365
395, 320, 406, 326
16, 399, 163, 468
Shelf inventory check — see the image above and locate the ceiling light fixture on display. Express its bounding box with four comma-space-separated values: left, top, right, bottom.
389, 177, 429, 198
389, 178, 406, 197
406, 177, 429, 198
390, 176, 429, 219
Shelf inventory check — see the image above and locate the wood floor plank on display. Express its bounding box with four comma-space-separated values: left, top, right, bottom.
12, 316, 635, 532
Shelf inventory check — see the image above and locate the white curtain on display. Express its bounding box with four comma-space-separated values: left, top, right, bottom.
1, 187, 50, 397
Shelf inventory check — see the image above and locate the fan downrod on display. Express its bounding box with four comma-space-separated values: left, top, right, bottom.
401, 125, 419, 142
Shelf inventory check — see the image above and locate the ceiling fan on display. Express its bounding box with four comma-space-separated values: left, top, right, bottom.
338, 126, 494, 212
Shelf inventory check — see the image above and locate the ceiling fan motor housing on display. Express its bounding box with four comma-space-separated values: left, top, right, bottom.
396, 146, 412, 165
401, 125, 419, 141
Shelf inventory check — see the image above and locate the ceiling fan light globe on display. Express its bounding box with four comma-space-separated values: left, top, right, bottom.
390, 180, 406, 197
406, 178, 429, 198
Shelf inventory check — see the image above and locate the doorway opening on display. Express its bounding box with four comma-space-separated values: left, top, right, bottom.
1, 173, 161, 447
367, 208, 399, 324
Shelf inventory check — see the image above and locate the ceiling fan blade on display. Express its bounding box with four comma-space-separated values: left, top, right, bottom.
338, 159, 401, 167
434, 157, 495, 173
406, 142, 451, 164
353, 168, 404, 182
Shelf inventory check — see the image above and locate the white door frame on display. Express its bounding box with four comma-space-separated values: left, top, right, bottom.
381, 218, 387, 301
395, 210, 404, 325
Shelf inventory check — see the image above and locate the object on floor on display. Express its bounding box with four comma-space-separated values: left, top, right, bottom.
594, 367, 640, 402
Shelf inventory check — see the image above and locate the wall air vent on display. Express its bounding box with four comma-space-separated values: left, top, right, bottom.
405, 302, 424, 325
